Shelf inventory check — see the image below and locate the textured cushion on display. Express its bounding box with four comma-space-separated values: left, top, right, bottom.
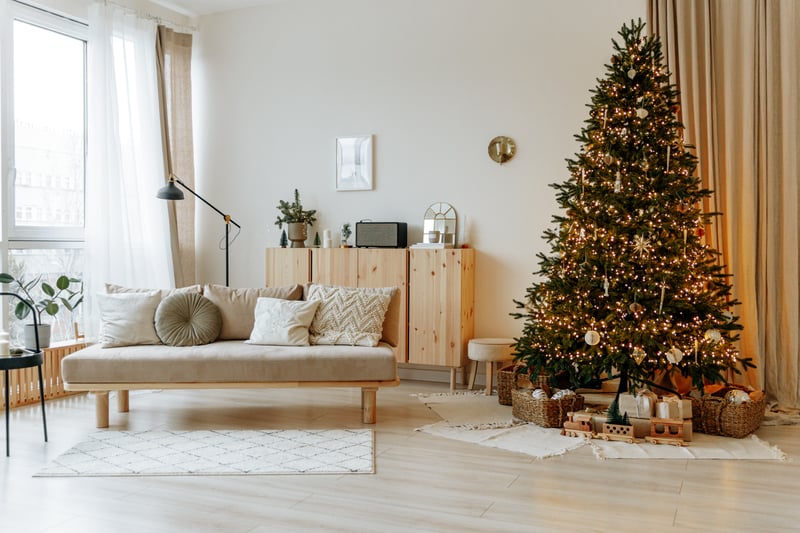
246, 297, 320, 346
203, 284, 304, 340
155, 292, 222, 346
307, 284, 392, 347
97, 291, 162, 348
104, 283, 202, 301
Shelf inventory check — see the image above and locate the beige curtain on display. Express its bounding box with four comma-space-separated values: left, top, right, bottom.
649, 0, 800, 408
156, 26, 196, 287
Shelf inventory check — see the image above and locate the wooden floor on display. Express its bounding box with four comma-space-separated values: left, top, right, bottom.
2, 381, 799, 532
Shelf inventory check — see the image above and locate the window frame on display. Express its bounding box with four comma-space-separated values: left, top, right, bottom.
2, 2, 88, 244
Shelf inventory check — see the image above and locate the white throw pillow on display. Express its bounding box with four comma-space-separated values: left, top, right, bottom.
97, 291, 162, 348
246, 297, 321, 346
306, 284, 392, 347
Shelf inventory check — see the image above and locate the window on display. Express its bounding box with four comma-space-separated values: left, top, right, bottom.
1, 4, 87, 345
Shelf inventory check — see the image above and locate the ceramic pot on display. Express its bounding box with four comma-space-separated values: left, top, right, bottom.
287, 222, 308, 248
24, 323, 51, 350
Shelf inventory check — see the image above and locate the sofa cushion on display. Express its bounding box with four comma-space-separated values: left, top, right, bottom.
105, 283, 202, 301
97, 291, 162, 348
306, 284, 392, 347
203, 284, 304, 340
155, 292, 222, 346
61, 340, 398, 383
246, 297, 320, 346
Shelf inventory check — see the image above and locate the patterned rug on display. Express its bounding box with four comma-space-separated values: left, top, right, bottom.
415, 392, 786, 461
35, 429, 374, 476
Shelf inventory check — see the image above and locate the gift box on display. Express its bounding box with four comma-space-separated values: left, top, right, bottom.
656, 396, 692, 419
618, 391, 657, 418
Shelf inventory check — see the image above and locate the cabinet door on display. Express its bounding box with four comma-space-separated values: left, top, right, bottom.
265, 248, 311, 287
408, 248, 475, 367
311, 248, 359, 286
357, 248, 408, 362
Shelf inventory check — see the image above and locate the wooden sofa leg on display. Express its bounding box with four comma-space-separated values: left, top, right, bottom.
361, 388, 377, 424
95, 391, 109, 428
117, 390, 129, 412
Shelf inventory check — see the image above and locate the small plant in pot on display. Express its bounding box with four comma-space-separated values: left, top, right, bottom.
275, 189, 317, 248
0, 272, 83, 350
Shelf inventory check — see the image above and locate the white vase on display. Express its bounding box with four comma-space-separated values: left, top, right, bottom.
287, 222, 307, 248
24, 323, 51, 351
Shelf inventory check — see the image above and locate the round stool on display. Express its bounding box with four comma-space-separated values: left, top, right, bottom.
467, 338, 515, 396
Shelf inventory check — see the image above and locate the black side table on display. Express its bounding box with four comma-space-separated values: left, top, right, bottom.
1, 351, 48, 456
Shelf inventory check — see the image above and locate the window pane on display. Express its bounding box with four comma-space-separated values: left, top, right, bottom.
13, 21, 85, 229
6, 248, 84, 346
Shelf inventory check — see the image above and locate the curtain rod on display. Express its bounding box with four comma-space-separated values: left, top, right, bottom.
104, 0, 198, 33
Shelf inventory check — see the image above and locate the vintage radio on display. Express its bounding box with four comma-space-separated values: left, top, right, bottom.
355, 222, 408, 248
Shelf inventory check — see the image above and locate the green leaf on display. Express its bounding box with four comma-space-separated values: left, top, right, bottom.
14, 301, 31, 320
44, 301, 59, 316
0, 273, 14, 284
56, 275, 71, 290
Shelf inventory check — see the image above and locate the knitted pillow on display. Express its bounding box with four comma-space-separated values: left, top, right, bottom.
306, 284, 392, 347
154, 292, 222, 346
246, 297, 321, 346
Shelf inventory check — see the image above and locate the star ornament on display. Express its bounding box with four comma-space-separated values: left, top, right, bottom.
631, 234, 652, 256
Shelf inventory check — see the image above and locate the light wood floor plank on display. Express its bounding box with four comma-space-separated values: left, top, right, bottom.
1, 380, 799, 532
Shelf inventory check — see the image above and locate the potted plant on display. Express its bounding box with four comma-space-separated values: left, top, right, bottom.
340, 223, 352, 248
274, 189, 317, 248
0, 272, 83, 349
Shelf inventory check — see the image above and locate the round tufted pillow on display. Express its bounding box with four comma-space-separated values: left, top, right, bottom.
154, 291, 222, 346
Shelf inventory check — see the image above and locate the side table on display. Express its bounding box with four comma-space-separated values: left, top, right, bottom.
1, 351, 48, 456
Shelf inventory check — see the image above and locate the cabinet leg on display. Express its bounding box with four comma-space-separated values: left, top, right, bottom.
449, 368, 458, 391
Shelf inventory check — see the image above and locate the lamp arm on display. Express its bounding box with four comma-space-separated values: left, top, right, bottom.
0, 291, 39, 351
170, 175, 241, 229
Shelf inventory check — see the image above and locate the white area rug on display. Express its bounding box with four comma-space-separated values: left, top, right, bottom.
35, 429, 374, 477
415, 392, 786, 461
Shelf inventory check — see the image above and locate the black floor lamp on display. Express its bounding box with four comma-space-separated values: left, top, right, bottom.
156, 174, 241, 286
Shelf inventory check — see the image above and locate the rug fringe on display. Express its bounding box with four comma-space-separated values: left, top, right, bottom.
411, 391, 488, 399
748, 434, 788, 460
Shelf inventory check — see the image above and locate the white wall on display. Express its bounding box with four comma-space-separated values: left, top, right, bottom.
193, 0, 647, 340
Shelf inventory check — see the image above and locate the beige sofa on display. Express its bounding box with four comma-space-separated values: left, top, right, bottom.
61, 283, 400, 427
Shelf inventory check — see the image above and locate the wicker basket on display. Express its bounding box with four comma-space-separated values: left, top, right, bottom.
690, 394, 766, 438
497, 365, 537, 406
511, 388, 585, 428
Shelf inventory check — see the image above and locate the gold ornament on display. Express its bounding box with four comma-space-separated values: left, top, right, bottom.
627, 68, 637, 79
666, 347, 684, 364
636, 107, 648, 119
704, 329, 722, 343
585, 330, 601, 346
632, 347, 646, 364
629, 302, 644, 314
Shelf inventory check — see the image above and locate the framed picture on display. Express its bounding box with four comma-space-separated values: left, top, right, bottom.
336, 135, 373, 191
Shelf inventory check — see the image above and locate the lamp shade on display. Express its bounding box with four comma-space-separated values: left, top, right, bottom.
156, 181, 185, 200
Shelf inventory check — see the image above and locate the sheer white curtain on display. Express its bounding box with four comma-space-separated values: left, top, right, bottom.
85, 3, 174, 336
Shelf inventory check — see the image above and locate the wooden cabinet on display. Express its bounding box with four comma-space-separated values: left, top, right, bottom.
408, 248, 475, 387
265, 247, 474, 380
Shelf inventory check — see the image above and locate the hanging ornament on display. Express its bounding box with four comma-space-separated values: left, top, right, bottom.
632, 234, 652, 256
627, 68, 637, 79
585, 330, 601, 346
629, 302, 644, 314
603, 276, 610, 296
641, 159, 650, 171
666, 347, 684, 364
683, 229, 688, 244
603, 154, 614, 165
636, 107, 648, 119
632, 347, 646, 364
614, 171, 622, 193
704, 329, 722, 343
666, 145, 671, 172
696, 227, 705, 237
722, 311, 734, 323
602, 107, 608, 129
658, 280, 666, 315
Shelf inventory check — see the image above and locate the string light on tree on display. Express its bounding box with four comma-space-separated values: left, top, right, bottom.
512, 19, 753, 398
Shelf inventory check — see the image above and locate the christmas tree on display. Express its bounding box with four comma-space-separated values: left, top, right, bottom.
513, 20, 753, 397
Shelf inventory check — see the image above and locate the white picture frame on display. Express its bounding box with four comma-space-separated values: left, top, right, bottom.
336, 135, 373, 191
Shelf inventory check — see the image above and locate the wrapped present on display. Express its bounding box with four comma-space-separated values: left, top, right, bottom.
656, 396, 693, 419
618, 391, 657, 418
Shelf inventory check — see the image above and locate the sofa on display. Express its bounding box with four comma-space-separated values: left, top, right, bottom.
61, 283, 401, 427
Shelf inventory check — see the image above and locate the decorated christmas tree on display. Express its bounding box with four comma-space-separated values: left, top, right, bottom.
513, 20, 753, 397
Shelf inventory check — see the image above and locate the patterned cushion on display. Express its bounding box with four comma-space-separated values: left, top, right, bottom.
307, 284, 392, 347
246, 297, 321, 346
154, 292, 222, 346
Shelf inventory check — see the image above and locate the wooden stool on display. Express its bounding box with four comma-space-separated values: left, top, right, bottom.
467, 338, 514, 395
